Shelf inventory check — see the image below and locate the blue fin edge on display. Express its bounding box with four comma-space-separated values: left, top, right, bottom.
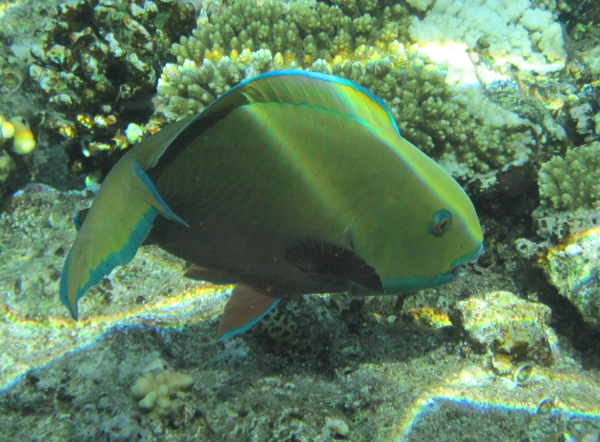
60, 205, 161, 319
206, 70, 401, 137
132, 160, 188, 227
60, 165, 185, 319
219, 297, 281, 341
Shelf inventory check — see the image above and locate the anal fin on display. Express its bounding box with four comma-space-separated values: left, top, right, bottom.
219, 284, 280, 340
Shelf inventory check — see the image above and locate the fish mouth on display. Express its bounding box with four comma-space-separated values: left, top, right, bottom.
444, 242, 484, 280
449, 242, 484, 270
467, 242, 484, 264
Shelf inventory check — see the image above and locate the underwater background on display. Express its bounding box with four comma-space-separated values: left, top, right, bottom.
0, 0, 599, 440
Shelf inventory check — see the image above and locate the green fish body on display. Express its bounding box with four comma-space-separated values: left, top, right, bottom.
60, 70, 483, 338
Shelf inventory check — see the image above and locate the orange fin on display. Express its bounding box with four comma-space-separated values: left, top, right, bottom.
218, 284, 280, 340
184, 264, 237, 285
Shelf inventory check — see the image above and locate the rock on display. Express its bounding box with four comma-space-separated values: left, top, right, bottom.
453, 291, 559, 365
538, 227, 600, 325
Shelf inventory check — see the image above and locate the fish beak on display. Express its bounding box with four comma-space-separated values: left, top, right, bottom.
468, 242, 484, 264
446, 242, 484, 280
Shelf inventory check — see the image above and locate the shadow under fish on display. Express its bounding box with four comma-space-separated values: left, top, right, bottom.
60, 70, 484, 339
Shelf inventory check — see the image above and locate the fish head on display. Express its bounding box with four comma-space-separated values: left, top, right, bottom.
376, 139, 484, 293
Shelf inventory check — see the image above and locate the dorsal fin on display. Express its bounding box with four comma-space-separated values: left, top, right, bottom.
203, 70, 400, 135
284, 237, 384, 294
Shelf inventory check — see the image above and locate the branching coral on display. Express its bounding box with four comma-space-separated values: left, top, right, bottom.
170, 0, 411, 66
156, 0, 534, 181
538, 142, 600, 212
131, 358, 194, 419
408, 0, 567, 74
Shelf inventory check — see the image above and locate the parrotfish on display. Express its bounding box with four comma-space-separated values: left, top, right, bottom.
60, 70, 483, 339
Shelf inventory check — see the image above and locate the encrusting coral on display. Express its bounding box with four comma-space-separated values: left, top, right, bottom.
156, 0, 535, 181
130, 358, 194, 419
538, 227, 600, 325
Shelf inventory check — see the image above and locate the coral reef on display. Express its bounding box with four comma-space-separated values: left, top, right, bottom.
0, 178, 599, 440
529, 142, 600, 240
131, 358, 194, 419
408, 0, 567, 74
537, 142, 600, 213
3, 0, 600, 440
156, 0, 412, 121
538, 227, 600, 325
0, 185, 227, 391
452, 291, 559, 365
26, 0, 195, 171
156, 0, 535, 181
0, 184, 206, 320
169, 0, 412, 66
1, 285, 599, 441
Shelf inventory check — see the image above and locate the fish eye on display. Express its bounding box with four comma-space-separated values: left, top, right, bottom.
428, 209, 452, 237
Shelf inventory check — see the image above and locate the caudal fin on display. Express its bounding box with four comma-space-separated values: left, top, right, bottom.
60, 158, 187, 319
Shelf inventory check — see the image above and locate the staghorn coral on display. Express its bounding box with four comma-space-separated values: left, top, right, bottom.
156, 0, 535, 181
27, 0, 195, 170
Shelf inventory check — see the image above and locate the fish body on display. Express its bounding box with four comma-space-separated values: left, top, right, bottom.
60, 70, 483, 338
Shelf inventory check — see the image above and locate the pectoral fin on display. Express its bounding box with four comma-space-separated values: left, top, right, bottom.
284, 237, 384, 293
219, 284, 280, 340
60, 159, 187, 319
